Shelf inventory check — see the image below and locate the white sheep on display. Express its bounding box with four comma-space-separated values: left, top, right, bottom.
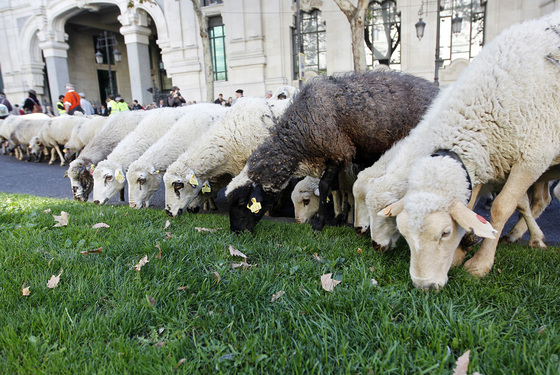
0, 115, 22, 155
63, 115, 108, 160
126, 104, 228, 209
66, 110, 146, 201
92, 107, 193, 205
8, 114, 51, 161
163, 97, 291, 217
373, 11, 560, 289
29, 115, 86, 166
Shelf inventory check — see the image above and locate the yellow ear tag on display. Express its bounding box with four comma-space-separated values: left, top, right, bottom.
383, 205, 392, 217
115, 171, 125, 183
326, 197, 330, 203
63, 148, 68, 153
189, 175, 199, 187
247, 198, 262, 213
201, 182, 211, 194
90, 164, 95, 174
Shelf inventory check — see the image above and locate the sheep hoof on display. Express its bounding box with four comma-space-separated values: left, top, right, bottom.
528, 239, 547, 250
463, 258, 490, 278
499, 235, 513, 244
48, 160, 54, 165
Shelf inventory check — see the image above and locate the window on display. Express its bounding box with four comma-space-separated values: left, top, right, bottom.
439, 0, 486, 67
292, 9, 327, 80
208, 16, 227, 81
365, 0, 401, 69
202, 0, 223, 6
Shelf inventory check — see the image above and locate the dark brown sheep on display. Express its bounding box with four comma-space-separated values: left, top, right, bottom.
226, 70, 439, 233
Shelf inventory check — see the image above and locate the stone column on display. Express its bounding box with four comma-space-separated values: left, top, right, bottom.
39, 40, 70, 110
119, 10, 153, 106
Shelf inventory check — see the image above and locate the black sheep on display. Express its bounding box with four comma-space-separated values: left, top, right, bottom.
226, 70, 439, 233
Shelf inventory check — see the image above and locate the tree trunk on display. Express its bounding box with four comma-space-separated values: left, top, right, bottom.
190, 0, 214, 103
334, 0, 369, 72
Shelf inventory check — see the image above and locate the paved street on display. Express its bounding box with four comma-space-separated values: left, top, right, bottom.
0, 153, 558, 246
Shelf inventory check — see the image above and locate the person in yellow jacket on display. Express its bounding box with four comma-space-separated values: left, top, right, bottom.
56, 95, 66, 115
116, 96, 130, 112
106, 95, 117, 116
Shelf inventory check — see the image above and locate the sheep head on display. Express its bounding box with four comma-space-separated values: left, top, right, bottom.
291, 177, 320, 224
227, 182, 276, 233
163, 169, 210, 217
67, 159, 94, 202
28, 136, 42, 156
92, 160, 126, 205
127, 166, 162, 209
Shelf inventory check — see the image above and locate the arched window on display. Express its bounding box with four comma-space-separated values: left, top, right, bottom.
439, 0, 486, 67
365, 0, 401, 69
292, 9, 327, 80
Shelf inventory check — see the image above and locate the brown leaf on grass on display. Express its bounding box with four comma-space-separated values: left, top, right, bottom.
313, 253, 322, 261
47, 270, 63, 289
165, 232, 172, 239
164, 220, 171, 229
43, 209, 51, 214
271, 291, 285, 302
80, 247, 103, 255
156, 341, 165, 347
228, 245, 247, 260
22, 283, 31, 296
231, 262, 254, 269
357, 248, 363, 254
212, 271, 220, 284
177, 358, 187, 368
92, 222, 110, 229
53, 211, 69, 227
177, 286, 189, 291
195, 227, 218, 233
371, 278, 378, 286
321, 273, 341, 292
452, 350, 470, 375
147, 295, 156, 307
133, 255, 149, 271
155, 243, 162, 259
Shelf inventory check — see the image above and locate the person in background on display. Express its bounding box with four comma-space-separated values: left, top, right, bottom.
167, 86, 186, 107
277, 92, 287, 100
226, 97, 233, 107
56, 95, 66, 115
23, 89, 42, 114
106, 95, 117, 116
132, 100, 143, 110
0, 91, 12, 119
233, 89, 243, 105
116, 96, 130, 112
214, 93, 225, 105
265, 90, 273, 99
63, 84, 84, 115
100, 104, 109, 116
13, 104, 23, 115
44, 105, 55, 117
79, 93, 95, 115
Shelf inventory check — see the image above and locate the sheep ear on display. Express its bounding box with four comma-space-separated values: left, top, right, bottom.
115, 169, 126, 184
313, 188, 320, 197
450, 201, 497, 239
377, 198, 405, 217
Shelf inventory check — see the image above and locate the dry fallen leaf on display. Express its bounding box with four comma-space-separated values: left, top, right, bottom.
357, 248, 363, 254
271, 291, 285, 302
452, 350, 470, 375
212, 271, 221, 284
155, 243, 162, 259
164, 220, 171, 229
177, 358, 187, 368
313, 253, 322, 261
321, 273, 341, 292
165, 232, 172, 239
133, 255, 149, 271
156, 341, 165, 347
195, 227, 218, 233
371, 278, 378, 286
92, 222, 110, 229
47, 270, 63, 289
177, 286, 189, 291
43, 209, 51, 214
148, 295, 156, 307
53, 211, 69, 227
231, 262, 254, 269
22, 283, 31, 296
80, 247, 103, 255
229, 245, 247, 260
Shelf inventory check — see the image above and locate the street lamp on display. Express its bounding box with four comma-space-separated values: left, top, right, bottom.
95, 31, 122, 96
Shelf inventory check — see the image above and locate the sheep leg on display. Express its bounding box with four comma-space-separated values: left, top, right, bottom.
464, 166, 537, 277
53, 145, 66, 166
461, 183, 484, 251
554, 181, 560, 203
49, 148, 57, 165
313, 164, 342, 231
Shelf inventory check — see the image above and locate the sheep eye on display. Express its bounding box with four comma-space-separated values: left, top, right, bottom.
138, 178, 146, 186
441, 230, 451, 239
302, 199, 310, 206
173, 182, 184, 191
105, 175, 113, 182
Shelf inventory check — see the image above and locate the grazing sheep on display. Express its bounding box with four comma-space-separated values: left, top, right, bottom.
375, 11, 560, 289
66, 111, 145, 201
163, 97, 291, 217
8, 114, 51, 161
127, 104, 227, 209
63, 115, 108, 161
0, 115, 22, 155
92, 107, 192, 205
226, 70, 439, 233
29, 115, 85, 166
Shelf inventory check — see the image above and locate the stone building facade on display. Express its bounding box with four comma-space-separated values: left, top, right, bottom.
0, 0, 557, 110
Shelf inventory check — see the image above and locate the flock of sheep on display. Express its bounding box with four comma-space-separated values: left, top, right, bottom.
2, 11, 560, 290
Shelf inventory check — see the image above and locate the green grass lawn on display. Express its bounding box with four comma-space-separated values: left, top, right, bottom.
0, 193, 559, 374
